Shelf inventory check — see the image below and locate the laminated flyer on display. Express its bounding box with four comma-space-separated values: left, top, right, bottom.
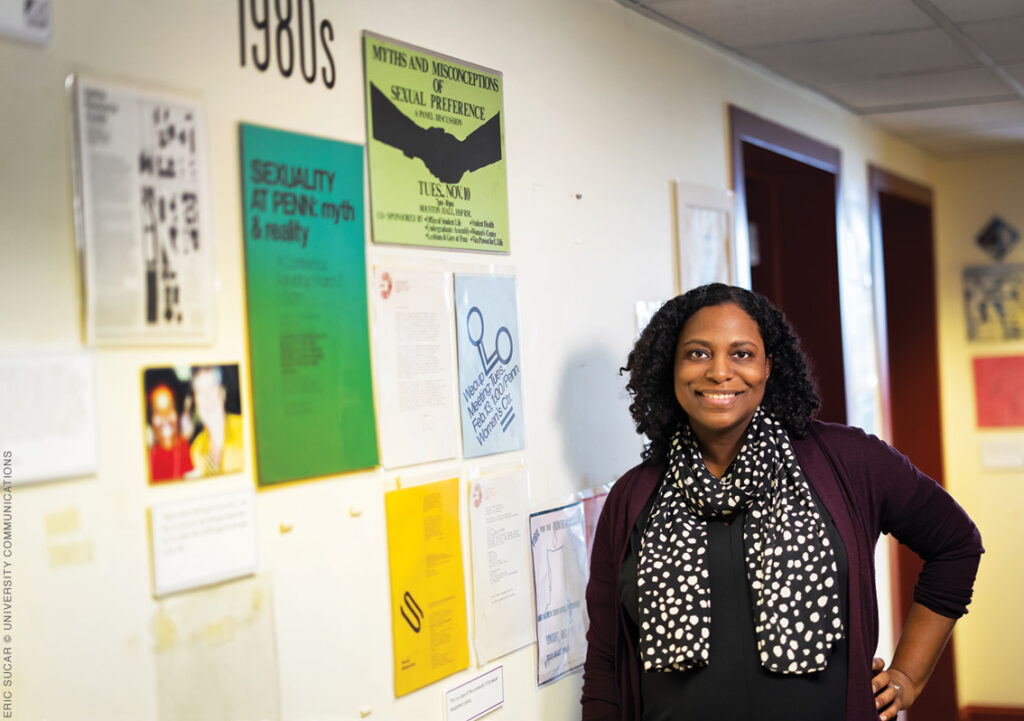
454, 274, 525, 458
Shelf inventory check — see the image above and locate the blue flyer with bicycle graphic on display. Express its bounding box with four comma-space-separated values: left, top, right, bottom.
454, 274, 525, 458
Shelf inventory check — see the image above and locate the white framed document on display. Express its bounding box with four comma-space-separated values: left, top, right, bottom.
71, 75, 215, 345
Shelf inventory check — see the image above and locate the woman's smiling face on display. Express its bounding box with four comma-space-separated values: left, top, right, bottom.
673, 302, 771, 444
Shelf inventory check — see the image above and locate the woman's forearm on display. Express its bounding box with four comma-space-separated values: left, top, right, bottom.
887, 602, 957, 708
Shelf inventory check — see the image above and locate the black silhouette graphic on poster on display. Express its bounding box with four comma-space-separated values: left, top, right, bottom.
362, 31, 510, 252
139, 105, 201, 326
370, 83, 502, 184
73, 76, 214, 344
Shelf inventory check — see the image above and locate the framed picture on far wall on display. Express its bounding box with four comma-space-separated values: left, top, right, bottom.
963, 263, 1024, 342
142, 364, 243, 483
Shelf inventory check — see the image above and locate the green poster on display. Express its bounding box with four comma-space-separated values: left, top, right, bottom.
240, 124, 378, 485
363, 32, 510, 252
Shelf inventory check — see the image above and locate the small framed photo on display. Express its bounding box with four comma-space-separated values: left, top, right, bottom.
143, 364, 243, 483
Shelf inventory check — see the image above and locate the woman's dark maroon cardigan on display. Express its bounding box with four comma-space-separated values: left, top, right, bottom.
581, 421, 983, 721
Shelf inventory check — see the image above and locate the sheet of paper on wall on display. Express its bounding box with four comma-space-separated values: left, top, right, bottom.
962, 264, 1024, 342
468, 469, 534, 664
362, 31, 510, 252
529, 501, 589, 686
385, 478, 469, 696
0, 351, 97, 484
149, 488, 257, 597
153, 575, 280, 721
979, 437, 1024, 470
973, 355, 1024, 427
240, 123, 378, 485
455, 275, 525, 458
0, 0, 52, 45
70, 75, 215, 345
371, 266, 459, 468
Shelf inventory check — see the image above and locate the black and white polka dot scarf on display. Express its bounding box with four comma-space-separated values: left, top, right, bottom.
637, 408, 844, 674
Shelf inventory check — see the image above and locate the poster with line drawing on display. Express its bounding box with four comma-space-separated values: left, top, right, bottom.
529, 501, 588, 686
454, 274, 524, 458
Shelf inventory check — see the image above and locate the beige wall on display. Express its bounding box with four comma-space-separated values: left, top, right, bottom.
0, 0, 1007, 718
932, 150, 1024, 708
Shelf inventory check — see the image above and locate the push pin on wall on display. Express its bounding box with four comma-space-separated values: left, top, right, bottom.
348, 506, 362, 518
574, 193, 582, 199
358, 706, 373, 718
278, 523, 293, 534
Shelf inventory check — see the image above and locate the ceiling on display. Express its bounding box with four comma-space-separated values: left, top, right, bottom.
618, 0, 1024, 156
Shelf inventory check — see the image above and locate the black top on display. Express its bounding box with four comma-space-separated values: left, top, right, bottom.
619, 481, 849, 721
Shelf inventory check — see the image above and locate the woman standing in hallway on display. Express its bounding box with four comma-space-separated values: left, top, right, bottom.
581, 283, 982, 721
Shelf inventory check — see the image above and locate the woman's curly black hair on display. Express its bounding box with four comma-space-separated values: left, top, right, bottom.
624, 283, 821, 464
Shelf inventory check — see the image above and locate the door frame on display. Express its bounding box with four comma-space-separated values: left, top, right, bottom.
868, 165, 960, 721
867, 166, 934, 443
728, 105, 841, 289
727, 105, 846, 408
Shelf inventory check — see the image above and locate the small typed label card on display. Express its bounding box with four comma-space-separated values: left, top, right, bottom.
445, 666, 503, 721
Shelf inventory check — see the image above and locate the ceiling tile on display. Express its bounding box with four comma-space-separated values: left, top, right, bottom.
622, 0, 1024, 155
960, 16, 1024, 63
740, 28, 977, 85
928, 0, 1024, 24
863, 99, 1024, 136
821, 66, 1010, 112
905, 127, 1024, 156
644, 0, 933, 48
1003, 60, 1024, 86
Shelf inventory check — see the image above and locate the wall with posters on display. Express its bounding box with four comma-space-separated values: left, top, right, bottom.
931, 150, 1024, 709
0, 0, 978, 719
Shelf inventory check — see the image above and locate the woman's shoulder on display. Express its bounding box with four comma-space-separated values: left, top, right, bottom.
800, 419, 895, 458
605, 458, 664, 508
797, 420, 918, 486
612, 458, 663, 488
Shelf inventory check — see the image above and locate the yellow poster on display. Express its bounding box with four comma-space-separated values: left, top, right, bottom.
385, 478, 469, 696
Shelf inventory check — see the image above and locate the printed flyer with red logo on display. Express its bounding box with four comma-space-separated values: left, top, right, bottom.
371, 266, 459, 468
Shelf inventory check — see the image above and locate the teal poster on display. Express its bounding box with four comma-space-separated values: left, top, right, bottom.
240, 124, 378, 485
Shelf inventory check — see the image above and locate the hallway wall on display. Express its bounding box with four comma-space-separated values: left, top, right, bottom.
2, 0, 1001, 718
933, 150, 1024, 708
